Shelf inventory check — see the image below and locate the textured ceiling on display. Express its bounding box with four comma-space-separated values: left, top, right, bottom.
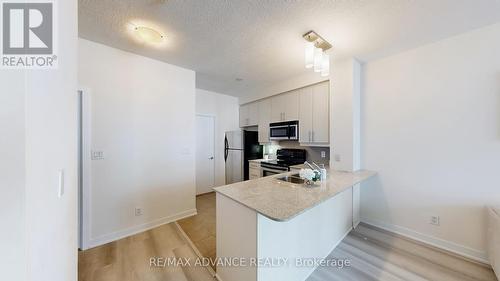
79, 0, 500, 98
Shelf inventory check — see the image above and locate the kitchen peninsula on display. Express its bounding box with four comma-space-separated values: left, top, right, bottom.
214, 168, 376, 281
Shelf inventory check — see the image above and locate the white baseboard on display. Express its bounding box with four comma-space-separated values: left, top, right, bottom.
303, 226, 353, 281
86, 209, 197, 249
361, 217, 489, 264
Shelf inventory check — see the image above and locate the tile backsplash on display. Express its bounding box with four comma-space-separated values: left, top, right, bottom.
263, 141, 330, 165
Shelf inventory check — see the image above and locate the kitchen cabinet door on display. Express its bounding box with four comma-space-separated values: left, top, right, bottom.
312, 82, 330, 143
299, 87, 313, 143
240, 102, 259, 127
283, 90, 299, 121
248, 101, 259, 126
239, 104, 249, 127
258, 99, 272, 143
271, 94, 285, 122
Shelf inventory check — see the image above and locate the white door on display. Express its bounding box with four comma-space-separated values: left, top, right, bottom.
196, 115, 215, 195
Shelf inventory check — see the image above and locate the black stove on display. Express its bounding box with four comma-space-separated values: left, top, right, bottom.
261, 149, 306, 174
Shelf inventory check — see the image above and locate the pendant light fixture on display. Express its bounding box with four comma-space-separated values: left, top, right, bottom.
321, 54, 330, 77
304, 42, 315, 69
313, 47, 323, 72
303, 31, 332, 77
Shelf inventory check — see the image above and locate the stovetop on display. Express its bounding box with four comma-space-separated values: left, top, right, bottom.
262, 159, 304, 167
261, 149, 306, 168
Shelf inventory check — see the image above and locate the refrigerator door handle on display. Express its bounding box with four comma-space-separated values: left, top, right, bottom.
224, 136, 229, 161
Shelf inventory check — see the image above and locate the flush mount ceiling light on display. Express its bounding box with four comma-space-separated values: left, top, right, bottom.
303, 30, 332, 77
134, 26, 165, 44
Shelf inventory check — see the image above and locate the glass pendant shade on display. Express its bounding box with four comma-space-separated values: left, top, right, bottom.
313, 48, 323, 72
305, 42, 315, 68
321, 54, 330, 77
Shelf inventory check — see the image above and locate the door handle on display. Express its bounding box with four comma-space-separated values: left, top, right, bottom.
209, 157, 214, 160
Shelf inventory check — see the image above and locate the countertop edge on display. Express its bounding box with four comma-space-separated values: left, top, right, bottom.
214, 170, 377, 222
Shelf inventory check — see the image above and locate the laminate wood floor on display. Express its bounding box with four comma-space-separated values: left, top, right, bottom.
178, 192, 216, 268
78, 223, 214, 281
307, 223, 498, 281
80, 192, 497, 281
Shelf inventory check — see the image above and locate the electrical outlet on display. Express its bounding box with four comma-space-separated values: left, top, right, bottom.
430, 215, 440, 226
334, 154, 341, 162
135, 207, 143, 216
321, 151, 326, 158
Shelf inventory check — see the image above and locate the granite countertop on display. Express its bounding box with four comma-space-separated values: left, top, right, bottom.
290, 163, 329, 170
248, 158, 273, 163
213, 168, 377, 222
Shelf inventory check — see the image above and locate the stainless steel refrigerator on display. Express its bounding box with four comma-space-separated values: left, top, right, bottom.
224, 130, 263, 184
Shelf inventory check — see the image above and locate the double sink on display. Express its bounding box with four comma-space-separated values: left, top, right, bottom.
277, 173, 305, 184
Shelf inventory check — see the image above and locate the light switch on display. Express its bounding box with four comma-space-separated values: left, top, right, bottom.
58, 169, 64, 198
91, 150, 105, 160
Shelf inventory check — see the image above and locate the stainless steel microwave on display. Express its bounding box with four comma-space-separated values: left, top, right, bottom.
269, 121, 299, 141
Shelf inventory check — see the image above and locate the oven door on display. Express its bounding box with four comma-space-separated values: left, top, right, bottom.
269, 125, 289, 140
261, 164, 288, 177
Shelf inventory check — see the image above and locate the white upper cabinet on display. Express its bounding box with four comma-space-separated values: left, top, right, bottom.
239, 104, 248, 127
271, 90, 299, 122
258, 99, 272, 143
311, 82, 330, 144
271, 94, 285, 122
298, 81, 330, 145
284, 90, 300, 121
299, 86, 313, 143
239, 101, 259, 127
240, 81, 329, 146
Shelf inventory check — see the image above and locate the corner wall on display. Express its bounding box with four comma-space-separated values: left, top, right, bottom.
78, 39, 197, 248
0, 0, 79, 280
360, 23, 500, 262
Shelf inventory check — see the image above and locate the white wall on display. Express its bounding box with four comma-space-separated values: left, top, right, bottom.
78, 39, 197, 248
331, 58, 361, 171
0, 1, 78, 280
195, 89, 239, 187
0, 63, 27, 281
361, 23, 500, 262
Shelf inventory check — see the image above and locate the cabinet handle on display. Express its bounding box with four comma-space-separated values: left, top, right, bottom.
308, 131, 311, 142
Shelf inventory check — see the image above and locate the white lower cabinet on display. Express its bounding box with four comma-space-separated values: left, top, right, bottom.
249, 161, 262, 180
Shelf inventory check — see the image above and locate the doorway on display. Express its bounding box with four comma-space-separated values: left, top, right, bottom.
196, 115, 215, 195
